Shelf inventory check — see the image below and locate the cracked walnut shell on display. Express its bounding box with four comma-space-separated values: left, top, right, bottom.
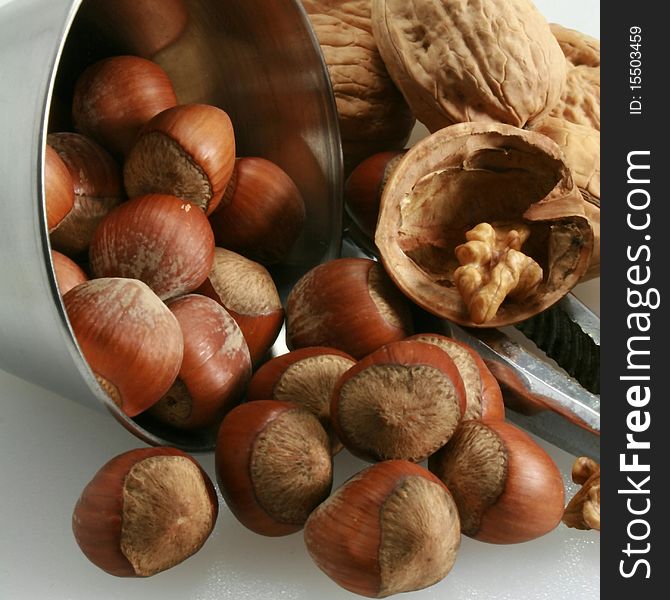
375, 122, 593, 327
530, 116, 600, 280
371, 0, 566, 132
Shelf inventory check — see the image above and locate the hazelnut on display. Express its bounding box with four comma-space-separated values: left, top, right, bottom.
195, 247, 284, 365
331, 340, 465, 462
344, 150, 405, 240
428, 420, 565, 543
78, 0, 189, 59
148, 294, 252, 431
304, 460, 460, 598
72, 55, 178, 157
407, 333, 505, 421
247, 346, 357, 453
51, 250, 88, 295
72, 447, 217, 577
208, 157, 305, 263
47, 132, 124, 257
44, 144, 74, 232
215, 400, 332, 536
89, 194, 215, 301
285, 257, 413, 359
63, 277, 183, 417
124, 103, 236, 215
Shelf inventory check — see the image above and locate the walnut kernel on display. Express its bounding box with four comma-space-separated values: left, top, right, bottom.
454, 223, 543, 324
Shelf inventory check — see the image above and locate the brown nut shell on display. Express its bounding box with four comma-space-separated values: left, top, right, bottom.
428, 420, 565, 543
63, 278, 184, 417
72, 447, 218, 577
51, 250, 88, 295
375, 122, 593, 327
77, 0, 189, 59
148, 295, 252, 431
208, 157, 305, 263
331, 340, 465, 463
44, 144, 74, 232
124, 103, 236, 215
247, 346, 357, 453
47, 132, 124, 256
407, 333, 504, 421
286, 257, 413, 358
344, 150, 405, 240
302, 1, 415, 174
215, 400, 333, 536
304, 460, 460, 598
72, 56, 178, 157
89, 194, 215, 301
195, 247, 284, 365
530, 116, 600, 280
372, 0, 566, 132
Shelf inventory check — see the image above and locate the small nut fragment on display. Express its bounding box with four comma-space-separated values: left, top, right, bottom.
454, 223, 543, 324
563, 456, 600, 531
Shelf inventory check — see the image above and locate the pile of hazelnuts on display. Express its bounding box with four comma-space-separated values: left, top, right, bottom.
50, 55, 567, 598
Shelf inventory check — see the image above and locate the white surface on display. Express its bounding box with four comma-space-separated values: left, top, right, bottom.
0, 1, 599, 599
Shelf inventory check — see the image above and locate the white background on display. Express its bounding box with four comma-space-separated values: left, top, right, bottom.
0, 1, 599, 599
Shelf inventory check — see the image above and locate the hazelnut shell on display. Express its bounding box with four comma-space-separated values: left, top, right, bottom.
89, 194, 215, 300
331, 339, 466, 462
63, 277, 184, 417
429, 420, 565, 543
215, 400, 332, 536
72, 55, 177, 157
407, 333, 505, 421
149, 294, 252, 430
304, 459, 460, 598
285, 257, 413, 359
72, 447, 218, 577
208, 157, 305, 263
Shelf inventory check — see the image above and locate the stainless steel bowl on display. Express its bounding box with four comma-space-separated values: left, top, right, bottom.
0, 0, 342, 450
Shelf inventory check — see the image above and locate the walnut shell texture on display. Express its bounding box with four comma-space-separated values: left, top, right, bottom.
372, 0, 566, 132
302, 0, 415, 173
375, 122, 593, 327
549, 24, 600, 130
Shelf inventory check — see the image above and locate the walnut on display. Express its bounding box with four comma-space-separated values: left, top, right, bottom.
454, 223, 543, 324
563, 457, 600, 531
371, 0, 566, 133
550, 23, 600, 68
374, 122, 593, 328
530, 116, 600, 280
549, 24, 600, 130
302, 1, 415, 173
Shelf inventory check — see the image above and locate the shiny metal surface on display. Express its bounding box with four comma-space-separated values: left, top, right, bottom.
0, 0, 342, 450
443, 321, 601, 461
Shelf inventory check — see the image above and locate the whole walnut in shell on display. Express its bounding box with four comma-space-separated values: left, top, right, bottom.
549, 24, 600, 130
375, 122, 593, 327
302, 0, 415, 173
371, 0, 566, 132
